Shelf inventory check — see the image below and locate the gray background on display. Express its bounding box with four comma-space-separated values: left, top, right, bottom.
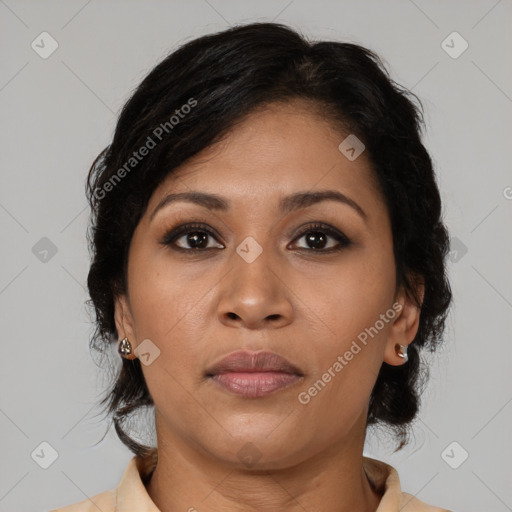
1, 1, 511, 511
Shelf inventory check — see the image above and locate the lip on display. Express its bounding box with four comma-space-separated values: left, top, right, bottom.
206, 350, 303, 376
206, 350, 304, 398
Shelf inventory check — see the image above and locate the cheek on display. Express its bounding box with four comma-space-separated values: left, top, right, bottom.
126, 252, 210, 416
304, 247, 396, 349
126, 247, 210, 358
295, 253, 396, 426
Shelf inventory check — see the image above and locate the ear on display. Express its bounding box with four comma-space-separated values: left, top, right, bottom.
114, 294, 137, 360
383, 278, 425, 366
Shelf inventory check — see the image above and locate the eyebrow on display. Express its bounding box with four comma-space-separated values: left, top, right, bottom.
149, 189, 367, 222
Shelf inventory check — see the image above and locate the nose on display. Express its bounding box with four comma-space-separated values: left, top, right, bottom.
216, 243, 294, 330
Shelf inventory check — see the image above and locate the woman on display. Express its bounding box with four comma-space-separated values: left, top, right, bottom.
53, 22, 453, 512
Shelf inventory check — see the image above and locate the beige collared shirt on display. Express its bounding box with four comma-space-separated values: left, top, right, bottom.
51, 455, 451, 511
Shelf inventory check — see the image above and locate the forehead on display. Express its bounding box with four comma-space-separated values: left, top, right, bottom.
146, 100, 385, 218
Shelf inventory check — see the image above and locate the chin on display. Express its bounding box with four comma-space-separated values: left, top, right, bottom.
200, 428, 311, 471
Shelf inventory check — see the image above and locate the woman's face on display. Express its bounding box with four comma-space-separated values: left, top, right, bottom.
115, 100, 420, 469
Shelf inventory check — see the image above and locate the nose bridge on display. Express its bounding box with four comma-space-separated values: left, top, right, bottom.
232, 233, 275, 294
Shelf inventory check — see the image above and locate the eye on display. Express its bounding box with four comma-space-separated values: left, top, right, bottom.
161, 223, 224, 252
290, 223, 351, 253
160, 222, 351, 254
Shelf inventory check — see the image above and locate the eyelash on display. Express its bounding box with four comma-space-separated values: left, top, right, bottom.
160, 222, 351, 254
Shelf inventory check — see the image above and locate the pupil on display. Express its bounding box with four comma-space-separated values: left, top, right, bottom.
188, 231, 207, 248
306, 231, 326, 249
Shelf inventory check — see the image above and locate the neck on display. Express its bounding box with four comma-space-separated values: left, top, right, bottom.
145, 415, 382, 512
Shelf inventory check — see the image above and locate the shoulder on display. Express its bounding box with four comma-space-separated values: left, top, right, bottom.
400, 491, 454, 512
49, 488, 116, 511
49, 453, 157, 512
363, 456, 452, 512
